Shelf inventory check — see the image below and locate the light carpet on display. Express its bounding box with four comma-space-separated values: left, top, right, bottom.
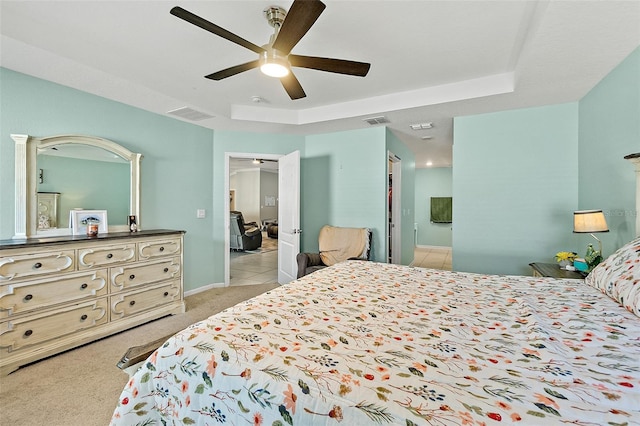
0, 282, 280, 426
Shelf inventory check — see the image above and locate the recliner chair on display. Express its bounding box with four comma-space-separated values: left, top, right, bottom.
296, 225, 372, 278
230, 211, 262, 251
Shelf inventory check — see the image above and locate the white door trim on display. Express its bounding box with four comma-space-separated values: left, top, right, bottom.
388, 152, 402, 264
224, 152, 281, 286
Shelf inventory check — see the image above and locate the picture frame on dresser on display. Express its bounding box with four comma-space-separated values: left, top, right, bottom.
70, 210, 108, 235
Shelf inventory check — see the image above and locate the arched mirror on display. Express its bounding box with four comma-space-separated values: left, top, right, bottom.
12, 134, 142, 239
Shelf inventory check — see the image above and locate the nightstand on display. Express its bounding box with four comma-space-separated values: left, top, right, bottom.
529, 262, 586, 279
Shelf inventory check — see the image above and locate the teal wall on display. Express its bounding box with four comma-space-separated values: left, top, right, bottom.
303, 128, 387, 262
578, 45, 640, 251
386, 128, 416, 265
452, 47, 639, 276
415, 167, 453, 247
453, 103, 580, 275
0, 68, 215, 292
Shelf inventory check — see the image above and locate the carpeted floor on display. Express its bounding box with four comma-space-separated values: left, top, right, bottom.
0, 282, 279, 426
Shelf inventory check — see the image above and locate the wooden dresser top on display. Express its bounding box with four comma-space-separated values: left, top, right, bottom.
0, 229, 185, 251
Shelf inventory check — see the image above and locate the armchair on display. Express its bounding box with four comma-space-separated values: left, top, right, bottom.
230, 211, 262, 251
296, 225, 371, 278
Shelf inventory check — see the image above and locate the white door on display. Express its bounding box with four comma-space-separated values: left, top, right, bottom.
278, 150, 301, 283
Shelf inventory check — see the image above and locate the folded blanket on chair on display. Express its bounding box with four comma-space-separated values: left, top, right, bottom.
319, 225, 368, 266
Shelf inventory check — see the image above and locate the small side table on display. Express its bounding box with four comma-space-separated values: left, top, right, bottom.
529, 262, 586, 279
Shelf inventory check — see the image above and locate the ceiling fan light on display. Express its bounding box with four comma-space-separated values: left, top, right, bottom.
260, 49, 290, 78
260, 62, 289, 78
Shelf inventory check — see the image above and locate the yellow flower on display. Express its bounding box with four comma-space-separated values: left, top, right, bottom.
555, 251, 577, 262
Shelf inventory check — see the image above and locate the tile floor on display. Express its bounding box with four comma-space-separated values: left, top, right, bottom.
229, 249, 279, 286
412, 246, 453, 270
230, 245, 452, 286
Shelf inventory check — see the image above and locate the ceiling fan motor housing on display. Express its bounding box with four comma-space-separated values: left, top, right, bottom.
264, 6, 286, 29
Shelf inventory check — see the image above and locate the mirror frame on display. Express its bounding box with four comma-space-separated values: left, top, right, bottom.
11, 134, 142, 239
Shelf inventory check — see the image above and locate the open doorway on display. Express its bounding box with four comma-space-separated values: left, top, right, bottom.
226, 154, 280, 286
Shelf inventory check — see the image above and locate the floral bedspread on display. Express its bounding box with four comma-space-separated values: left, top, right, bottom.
111, 261, 640, 425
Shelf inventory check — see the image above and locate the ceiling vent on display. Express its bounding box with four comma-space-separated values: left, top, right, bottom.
363, 116, 390, 125
167, 107, 214, 121
410, 122, 433, 130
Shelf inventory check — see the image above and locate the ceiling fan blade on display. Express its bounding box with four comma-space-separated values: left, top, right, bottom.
272, 0, 326, 55
170, 6, 265, 54
280, 72, 306, 100
289, 55, 371, 77
205, 60, 260, 80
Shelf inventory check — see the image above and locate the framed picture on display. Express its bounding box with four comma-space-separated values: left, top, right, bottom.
70, 210, 108, 235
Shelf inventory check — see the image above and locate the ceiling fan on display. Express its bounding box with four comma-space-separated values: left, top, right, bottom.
170, 0, 371, 100
237, 158, 278, 164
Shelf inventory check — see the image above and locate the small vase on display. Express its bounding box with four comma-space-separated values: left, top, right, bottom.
558, 260, 571, 268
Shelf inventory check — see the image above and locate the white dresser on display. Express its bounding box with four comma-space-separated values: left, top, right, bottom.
0, 230, 185, 375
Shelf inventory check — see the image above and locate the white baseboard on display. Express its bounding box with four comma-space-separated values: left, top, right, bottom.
185, 282, 226, 297
415, 245, 452, 250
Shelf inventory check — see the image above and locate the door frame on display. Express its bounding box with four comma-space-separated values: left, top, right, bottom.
224, 152, 282, 286
388, 152, 402, 264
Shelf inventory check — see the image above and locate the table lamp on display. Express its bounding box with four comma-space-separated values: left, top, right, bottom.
573, 209, 609, 257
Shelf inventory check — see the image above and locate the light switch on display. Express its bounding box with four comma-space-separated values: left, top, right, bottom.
196, 209, 205, 218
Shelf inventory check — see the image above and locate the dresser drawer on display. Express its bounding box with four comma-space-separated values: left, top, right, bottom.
0, 270, 108, 320
0, 299, 108, 353
110, 280, 181, 320
110, 257, 181, 292
139, 237, 182, 260
0, 249, 74, 282
78, 243, 136, 269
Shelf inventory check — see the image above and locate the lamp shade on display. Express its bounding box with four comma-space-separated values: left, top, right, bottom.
573, 210, 609, 233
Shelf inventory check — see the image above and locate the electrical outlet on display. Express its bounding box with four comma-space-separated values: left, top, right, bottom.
196, 209, 205, 218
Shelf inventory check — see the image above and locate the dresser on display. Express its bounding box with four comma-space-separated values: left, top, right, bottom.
0, 230, 185, 375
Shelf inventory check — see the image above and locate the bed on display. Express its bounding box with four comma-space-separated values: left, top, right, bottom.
111, 238, 640, 425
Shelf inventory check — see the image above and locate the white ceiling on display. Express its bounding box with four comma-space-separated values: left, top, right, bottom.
1, 1, 638, 168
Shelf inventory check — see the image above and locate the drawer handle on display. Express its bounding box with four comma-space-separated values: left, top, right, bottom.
24, 294, 33, 301
129, 274, 135, 280
80, 314, 88, 321
24, 329, 33, 337
163, 291, 169, 297
33, 262, 42, 269
159, 246, 165, 252
80, 283, 88, 290
129, 300, 136, 306
107, 253, 113, 259
163, 267, 169, 273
